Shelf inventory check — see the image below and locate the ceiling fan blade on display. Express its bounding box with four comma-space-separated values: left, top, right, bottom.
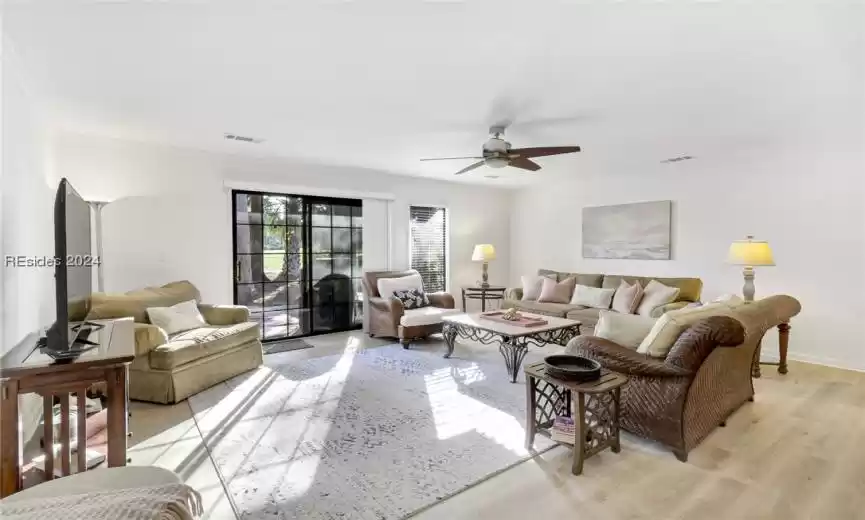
420, 156, 483, 162
454, 161, 485, 175
508, 146, 581, 159
508, 157, 541, 172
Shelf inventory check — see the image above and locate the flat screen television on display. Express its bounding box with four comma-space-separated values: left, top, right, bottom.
44, 178, 100, 359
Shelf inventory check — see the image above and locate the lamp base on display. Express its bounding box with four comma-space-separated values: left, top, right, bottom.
480, 262, 489, 288
742, 266, 755, 302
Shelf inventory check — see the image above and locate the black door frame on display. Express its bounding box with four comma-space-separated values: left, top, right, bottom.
231, 189, 362, 341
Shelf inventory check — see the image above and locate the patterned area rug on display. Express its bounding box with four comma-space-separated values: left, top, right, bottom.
188, 341, 557, 519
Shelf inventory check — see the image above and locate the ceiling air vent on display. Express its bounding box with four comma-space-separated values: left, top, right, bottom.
224, 133, 265, 144
660, 155, 694, 164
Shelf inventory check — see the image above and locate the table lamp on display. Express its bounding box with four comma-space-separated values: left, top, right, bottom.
727, 235, 774, 302
471, 244, 496, 288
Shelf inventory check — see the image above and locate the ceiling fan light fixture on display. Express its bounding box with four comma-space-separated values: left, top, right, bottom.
485, 156, 509, 168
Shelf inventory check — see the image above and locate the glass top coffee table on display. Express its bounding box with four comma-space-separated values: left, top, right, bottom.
441, 312, 582, 383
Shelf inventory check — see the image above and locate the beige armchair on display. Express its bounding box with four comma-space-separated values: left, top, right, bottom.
362, 269, 458, 348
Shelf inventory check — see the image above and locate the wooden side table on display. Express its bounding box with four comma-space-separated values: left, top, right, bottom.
524, 361, 628, 475
0, 319, 134, 498
461, 285, 506, 312
752, 322, 791, 378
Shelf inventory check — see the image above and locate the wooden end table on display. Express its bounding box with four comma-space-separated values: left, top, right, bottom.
461, 286, 506, 312
524, 361, 628, 475
0, 319, 134, 497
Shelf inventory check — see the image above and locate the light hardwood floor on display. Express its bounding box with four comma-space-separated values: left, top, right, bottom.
127, 331, 865, 520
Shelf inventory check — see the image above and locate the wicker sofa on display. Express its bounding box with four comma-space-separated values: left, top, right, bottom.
566, 295, 801, 461
504, 269, 703, 331
74, 281, 263, 404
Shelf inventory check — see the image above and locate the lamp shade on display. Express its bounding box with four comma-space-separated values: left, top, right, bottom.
727, 236, 775, 266
471, 244, 496, 262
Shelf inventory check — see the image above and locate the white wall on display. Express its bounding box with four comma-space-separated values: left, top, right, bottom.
1, 31, 55, 441
51, 132, 513, 308
1, 35, 55, 350
510, 145, 865, 371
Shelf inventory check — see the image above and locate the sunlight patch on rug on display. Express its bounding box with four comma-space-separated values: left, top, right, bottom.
189, 343, 555, 519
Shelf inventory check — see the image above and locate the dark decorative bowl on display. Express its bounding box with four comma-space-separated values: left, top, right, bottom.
544, 355, 601, 382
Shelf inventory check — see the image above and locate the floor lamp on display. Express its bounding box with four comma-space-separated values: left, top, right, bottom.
88, 201, 109, 292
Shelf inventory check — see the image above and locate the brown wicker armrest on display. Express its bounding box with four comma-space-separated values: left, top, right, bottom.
665, 316, 746, 372
427, 292, 455, 309
567, 336, 692, 378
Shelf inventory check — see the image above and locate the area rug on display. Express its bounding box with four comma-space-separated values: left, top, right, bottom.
188, 342, 558, 519
262, 338, 314, 355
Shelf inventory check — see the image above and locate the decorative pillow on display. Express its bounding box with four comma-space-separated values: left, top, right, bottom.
611, 280, 644, 314
146, 299, 207, 335
570, 284, 616, 309
636, 280, 681, 317
594, 310, 657, 350
393, 288, 430, 310
537, 277, 576, 304
637, 301, 736, 357
521, 275, 546, 301
377, 273, 424, 299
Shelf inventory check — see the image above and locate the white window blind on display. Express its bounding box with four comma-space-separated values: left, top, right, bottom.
409, 206, 447, 293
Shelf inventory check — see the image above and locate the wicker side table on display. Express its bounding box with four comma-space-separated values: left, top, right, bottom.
524, 361, 628, 475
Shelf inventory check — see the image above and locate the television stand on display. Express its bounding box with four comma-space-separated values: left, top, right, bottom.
0, 318, 135, 497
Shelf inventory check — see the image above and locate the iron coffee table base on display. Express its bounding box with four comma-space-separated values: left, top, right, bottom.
442, 321, 581, 383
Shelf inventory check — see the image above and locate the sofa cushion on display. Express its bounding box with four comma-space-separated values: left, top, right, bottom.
636, 280, 681, 316
400, 307, 462, 327
611, 280, 644, 314
571, 284, 616, 309
637, 301, 739, 357
149, 322, 261, 370
393, 288, 430, 310
556, 272, 604, 287
377, 273, 423, 299
146, 299, 207, 334
566, 308, 602, 328
537, 269, 561, 280
521, 275, 546, 301
537, 277, 576, 304
602, 275, 702, 302
89, 281, 201, 323
594, 310, 657, 349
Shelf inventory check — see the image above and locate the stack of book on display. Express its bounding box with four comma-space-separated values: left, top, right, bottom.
551, 416, 576, 445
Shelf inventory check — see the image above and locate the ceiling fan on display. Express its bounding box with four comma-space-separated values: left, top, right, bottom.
420, 124, 581, 175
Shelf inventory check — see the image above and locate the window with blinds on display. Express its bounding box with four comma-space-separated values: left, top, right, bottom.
409, 206, 448, 293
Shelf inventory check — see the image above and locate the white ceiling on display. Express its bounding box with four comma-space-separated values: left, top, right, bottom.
4, 1, 862, 186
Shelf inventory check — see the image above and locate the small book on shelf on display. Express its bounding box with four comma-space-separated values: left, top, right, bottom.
551, 416, 576, 445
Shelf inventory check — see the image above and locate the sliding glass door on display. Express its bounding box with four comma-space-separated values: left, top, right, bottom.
233, 190, 363, 341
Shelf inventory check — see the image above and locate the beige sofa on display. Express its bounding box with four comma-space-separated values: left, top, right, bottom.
503, 269, 703, 331
75, 281, 263, 404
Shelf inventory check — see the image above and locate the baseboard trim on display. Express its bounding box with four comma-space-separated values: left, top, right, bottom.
785, 352, 865, 374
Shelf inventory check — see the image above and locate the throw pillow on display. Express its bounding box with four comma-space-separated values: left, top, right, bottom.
377, 273, 424, 299
570, 284, 616, 309
611, 280, 644, 314
594, 310, 657, 350
393, 288, 430, 310
637, 301, 736, 357
537, 277, 576, 304
146, 299, 207, 335
521, 275, 546, 301
636, 279, 681, 317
